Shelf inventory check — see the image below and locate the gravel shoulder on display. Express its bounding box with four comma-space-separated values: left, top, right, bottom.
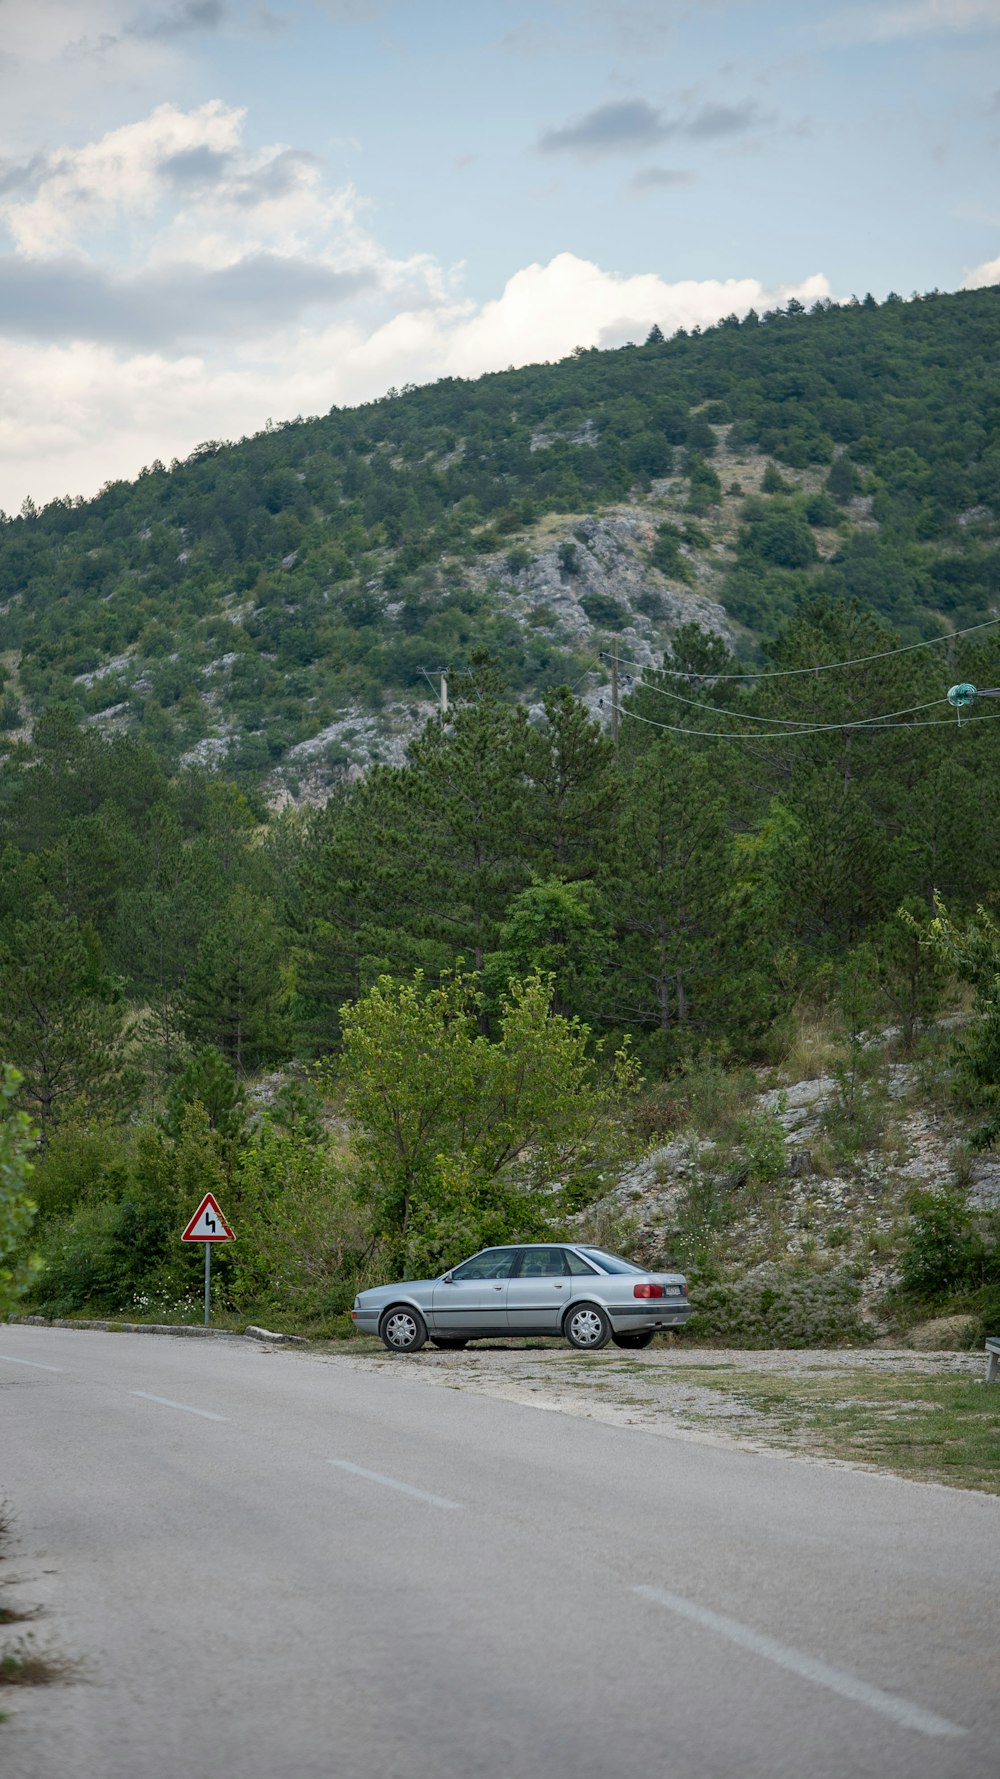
309, 1340, 993, 1484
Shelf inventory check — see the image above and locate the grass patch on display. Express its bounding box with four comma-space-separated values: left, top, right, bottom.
681, 1366, 1000, 1492
0, 1636, 79, 1687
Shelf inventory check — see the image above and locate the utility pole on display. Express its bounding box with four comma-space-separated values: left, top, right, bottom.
440, 670, 448, 719
610, 639, 619, 749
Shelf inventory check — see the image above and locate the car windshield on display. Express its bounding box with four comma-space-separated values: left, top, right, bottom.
450, 1249, 517, 1281
580, 1248, 645, 1275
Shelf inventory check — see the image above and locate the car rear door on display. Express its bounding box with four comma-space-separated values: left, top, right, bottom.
430, 1248, 517, 1336
504, 1247, 570, 1335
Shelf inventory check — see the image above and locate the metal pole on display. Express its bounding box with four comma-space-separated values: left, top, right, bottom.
440, 670, 448, 718
204, 1243, 211, 1326
610, 640, 620, 749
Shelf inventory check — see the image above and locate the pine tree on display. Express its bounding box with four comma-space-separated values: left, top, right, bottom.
181, 888, 291, 1074
523, 687, 616, 878
607, 740, 738, 1047
0, 893, 134, 1144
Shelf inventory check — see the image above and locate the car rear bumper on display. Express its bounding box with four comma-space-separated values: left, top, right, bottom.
608, 1304, 692, 1332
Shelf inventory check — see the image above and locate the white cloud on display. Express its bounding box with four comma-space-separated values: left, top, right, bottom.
961, 252, 1000, 288
0, 101, 245, 258
824, 0, 1000, 43
0, 100, 837, 512
0, 251, 833, 512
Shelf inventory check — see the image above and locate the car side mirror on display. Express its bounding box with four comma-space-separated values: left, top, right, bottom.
441, 1271, 454, 1284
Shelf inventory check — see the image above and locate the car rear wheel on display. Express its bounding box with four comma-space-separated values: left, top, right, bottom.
430, 1337, 468, 1350
379, 1306, 428, 1353
612, 1330, 655, 1349
564, 1302, 612, 1351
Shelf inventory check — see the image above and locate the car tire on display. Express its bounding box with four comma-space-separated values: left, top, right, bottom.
564, 1302, 612, 1351
379, 1306, 428, 1353
430, 1337, 468, 1350
612, 1330, 655, 1350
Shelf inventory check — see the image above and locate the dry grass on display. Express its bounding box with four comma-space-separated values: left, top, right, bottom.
0, 1635, 80, 1687
782, 1012, 844, 1084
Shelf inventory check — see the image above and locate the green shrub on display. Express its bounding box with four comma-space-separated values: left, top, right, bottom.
735, 1107, 787, 1184
688, 1267, 867, 1347
900, 1190, 983, 1301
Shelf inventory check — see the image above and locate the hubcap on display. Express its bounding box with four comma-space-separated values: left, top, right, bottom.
385, 1312, 417, 1348
571, 1309, 604, 1346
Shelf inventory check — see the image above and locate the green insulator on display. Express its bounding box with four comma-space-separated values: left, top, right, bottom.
947, 682, 978, 709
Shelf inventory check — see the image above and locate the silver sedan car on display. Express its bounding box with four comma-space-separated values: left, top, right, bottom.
351, 1243, 690, 1353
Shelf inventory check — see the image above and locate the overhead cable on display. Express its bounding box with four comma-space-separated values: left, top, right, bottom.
600, 613, 1000, 684
618, 682, 944, 728
617, 703, 1000, 741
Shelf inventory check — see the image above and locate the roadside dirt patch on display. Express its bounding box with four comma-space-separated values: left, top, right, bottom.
312, 1342, 987, 1470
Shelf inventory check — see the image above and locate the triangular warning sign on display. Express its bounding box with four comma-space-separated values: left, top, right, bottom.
181, 1193, 234, 1242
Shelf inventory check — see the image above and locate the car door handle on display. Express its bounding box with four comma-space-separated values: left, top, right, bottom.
553, 1283, 564, 1289
493, 1284, 503, 1291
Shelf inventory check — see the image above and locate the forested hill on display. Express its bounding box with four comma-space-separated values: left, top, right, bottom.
1, 284, 999, 792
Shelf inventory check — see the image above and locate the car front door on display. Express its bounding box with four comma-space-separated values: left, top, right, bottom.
505, 1247, 570, 1335
430, 1247, 518, 1336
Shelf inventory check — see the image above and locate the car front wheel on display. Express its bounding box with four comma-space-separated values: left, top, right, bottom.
612, 1330, 655, 1349
564, 1302, 612, 1351
379, 1306, 428, 1353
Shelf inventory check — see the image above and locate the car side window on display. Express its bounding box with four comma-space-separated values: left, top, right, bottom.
518, 1247, 568, 1278
451, 1249, 516, 1281
564, 1249, 600, 1276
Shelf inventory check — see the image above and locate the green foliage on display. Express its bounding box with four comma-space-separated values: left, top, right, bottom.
687, 1267, 868, 1347
650, 521, 694, 583
483, 877, 610, 1018
0, 891, 136, 1144
0, 1067, 40, 1313
3, 289, 1000, 767
734, 1106, 787, 1184
181, 888, 292, 1074
337, 970, 641, 1269
923, 901, 1000, 1146
900, 1191, 986, 1302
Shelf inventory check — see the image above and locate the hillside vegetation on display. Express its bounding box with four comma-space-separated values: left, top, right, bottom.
2, 286, 999, 784
2, 286, 1000, 1342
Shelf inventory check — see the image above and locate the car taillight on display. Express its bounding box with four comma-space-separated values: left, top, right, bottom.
634, 1282, 665, 1299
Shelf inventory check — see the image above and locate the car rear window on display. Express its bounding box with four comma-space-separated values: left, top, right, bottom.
580, 1248, 644, 1275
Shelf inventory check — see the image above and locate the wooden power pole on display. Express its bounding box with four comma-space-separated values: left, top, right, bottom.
610, 640, 620, 748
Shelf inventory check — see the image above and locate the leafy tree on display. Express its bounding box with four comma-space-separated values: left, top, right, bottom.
923, 899, 1000, 1147
483, 878, 610, 1018
0, 1066, 40, 1313
338, 970, 640, 1264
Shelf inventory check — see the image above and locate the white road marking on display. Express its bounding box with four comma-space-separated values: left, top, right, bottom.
328, 1459, 462, 1510
633, 1585, 964, 1740
0, 1353, 63, 1372
131, 1391, 227, 1422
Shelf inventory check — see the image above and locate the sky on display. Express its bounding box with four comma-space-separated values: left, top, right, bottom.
1, 0, 999, 511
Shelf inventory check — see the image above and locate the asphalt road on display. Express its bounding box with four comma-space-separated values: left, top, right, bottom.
1, 1326, 998, 1779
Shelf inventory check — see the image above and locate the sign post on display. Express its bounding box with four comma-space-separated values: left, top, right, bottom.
180, 1193, 235, 1326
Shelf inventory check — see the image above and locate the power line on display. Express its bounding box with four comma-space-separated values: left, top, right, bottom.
617, 702, 1000, 741
600, 612, 1000, 685
616, 678, 944, 728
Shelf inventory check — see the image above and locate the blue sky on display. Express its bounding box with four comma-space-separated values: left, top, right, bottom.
0, 0, 998, 508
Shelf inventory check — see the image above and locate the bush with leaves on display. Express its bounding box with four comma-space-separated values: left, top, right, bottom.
337, 970, 641, 1271
0, 1066, 39, 1314
688, 1267, 868, 1347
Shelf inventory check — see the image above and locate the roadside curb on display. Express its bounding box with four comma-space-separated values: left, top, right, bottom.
10, 1315, 305, 1345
